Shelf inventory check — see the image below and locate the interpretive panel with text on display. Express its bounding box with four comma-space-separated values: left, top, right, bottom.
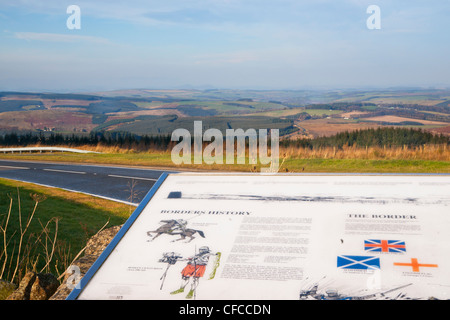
68, 173, 450, 300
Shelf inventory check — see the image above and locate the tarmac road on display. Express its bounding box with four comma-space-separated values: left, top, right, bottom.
0, 159, 174, 205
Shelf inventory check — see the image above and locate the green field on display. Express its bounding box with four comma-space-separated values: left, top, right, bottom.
170, 100, 286, 114
281, 158, 450, 173
302, 109, 343, 116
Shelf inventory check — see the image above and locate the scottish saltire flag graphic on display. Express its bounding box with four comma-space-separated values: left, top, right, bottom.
364, 239, 406, 253
337, 255, 380, 270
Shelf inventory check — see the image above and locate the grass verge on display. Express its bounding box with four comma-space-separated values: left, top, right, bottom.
0, 151, 449, 173
0, 178, 130, 286
282, 158, 450, 173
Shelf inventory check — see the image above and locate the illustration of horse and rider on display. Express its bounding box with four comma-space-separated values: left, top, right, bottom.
146, 219, 205, 243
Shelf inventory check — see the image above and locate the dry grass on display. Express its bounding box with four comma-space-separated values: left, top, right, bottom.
281, 144, 450, 161
72, 142, 450, 162
0, 189, 53, 284
1, 143, 449, 173
10, 143, 172, 154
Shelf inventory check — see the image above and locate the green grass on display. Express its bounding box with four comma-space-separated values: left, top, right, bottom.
281, 158, 450, 173
304, 109, 344, 116
174, 100, 286, 115
243, 107, 305, 117
0, 178, 130, 285
1, 151, 449, 173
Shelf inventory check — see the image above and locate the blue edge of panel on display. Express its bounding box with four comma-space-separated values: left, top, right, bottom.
66, 172, 169, 300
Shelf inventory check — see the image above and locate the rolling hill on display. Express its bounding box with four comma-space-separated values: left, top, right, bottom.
0, 89, 449, 138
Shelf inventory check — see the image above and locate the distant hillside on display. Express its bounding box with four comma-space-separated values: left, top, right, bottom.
0, 89, 449, 138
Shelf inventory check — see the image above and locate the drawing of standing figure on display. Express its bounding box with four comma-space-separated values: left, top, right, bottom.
170, 246, 221, 299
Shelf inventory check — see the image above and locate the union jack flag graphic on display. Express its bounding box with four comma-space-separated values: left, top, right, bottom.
364, 239, 406, 253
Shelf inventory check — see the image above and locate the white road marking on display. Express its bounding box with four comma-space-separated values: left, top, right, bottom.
0, 165, 30, 170
108, 174, 158, 181
44, 168, 86, 174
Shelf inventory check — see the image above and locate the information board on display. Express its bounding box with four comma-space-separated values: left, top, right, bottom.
67, 173, 450, 300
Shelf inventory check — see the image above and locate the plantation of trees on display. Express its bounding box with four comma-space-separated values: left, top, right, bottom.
281, 127, 449, 149
0, 131, 172, 150
0, 127, 448, 152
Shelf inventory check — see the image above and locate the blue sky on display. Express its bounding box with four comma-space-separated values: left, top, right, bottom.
0, 0, 449, 92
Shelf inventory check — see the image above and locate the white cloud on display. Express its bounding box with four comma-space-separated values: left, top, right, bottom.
13, 32, 112, 44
